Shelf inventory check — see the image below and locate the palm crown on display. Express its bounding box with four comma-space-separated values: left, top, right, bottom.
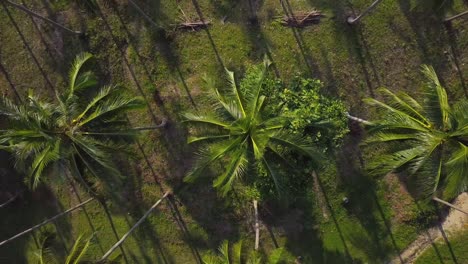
0, 53, 144, 189
364, 65, 467, 198
183, 60, 321, 196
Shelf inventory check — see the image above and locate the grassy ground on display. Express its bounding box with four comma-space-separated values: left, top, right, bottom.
415, 231, 468, 264
1, 0, 467, 263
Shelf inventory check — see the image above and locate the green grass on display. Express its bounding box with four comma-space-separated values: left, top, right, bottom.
1, 0, 467, 263
415, 231, 468, 264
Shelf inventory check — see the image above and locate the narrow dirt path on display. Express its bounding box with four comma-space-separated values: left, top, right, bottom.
390, 192, 468, 264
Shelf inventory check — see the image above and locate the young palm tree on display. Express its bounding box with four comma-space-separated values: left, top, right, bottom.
34, 231, 120, 264
183, 60, 321, 196
363, 65, 467, 201
0, 53, 145, 191
203, 240, 293, 264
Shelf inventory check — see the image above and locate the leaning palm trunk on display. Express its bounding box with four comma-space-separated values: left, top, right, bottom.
0, 192, 20, 208
100, 192, 170, 261
444, 10, 468, 22
2, 0, 82, 34
253, 199, 259, 250
347, 0, 385, 24
0, 198, 94, 246
432, 197, 468, 215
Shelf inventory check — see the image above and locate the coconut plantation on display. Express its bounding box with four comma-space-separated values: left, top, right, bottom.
0, 0, 467, 263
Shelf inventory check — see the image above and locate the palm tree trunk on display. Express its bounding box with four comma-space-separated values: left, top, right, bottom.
253, 199, 259, 251
100, 192, 170, 261
2, 0, 82, 35
444, 10, 468, 22
132, 118, 168, 130
347, 0, 385, 24
0, 198, 94, 247
432, 197, 468, 215
345, 112, 374, 125
0, 192, 19, 208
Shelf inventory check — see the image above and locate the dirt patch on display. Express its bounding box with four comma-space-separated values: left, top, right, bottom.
384, 173, 415, 224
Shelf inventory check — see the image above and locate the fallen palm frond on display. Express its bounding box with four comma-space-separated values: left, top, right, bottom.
172, 6, 211, 31
279, 10, 323, 27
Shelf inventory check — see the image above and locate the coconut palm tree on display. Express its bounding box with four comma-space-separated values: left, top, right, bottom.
34, 230, 120, 264
0, 52, 145, 191
203, 240, 294, 264
363, 65, 467, 203
183, 60, 321, 196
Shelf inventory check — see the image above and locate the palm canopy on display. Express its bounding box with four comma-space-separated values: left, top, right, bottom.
183, 60, 321, 196
364, 65, 467, 198
0, 53, 145, 189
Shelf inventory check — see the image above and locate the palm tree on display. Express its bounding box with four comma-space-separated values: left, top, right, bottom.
183, 60, 321, 196
34, 231, 120, 264
0, 52, 144, 192
203, 240, 294, 264
363, 65, 467, 205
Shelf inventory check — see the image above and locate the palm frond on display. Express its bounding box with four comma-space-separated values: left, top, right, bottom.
29, 140, 61, 189
188, 134, 231, 144
184, 138, 243, 183
269, 131, 322, 164
183, 112, 230, 129
262, 157, 283, 196
421, 65, 451, 130
232, 240, 242, 264
213, 147, 248, 196
74, 85, 113, 124
444, 143, 468, 197
65, 234, 93, 264
363, 97, 430, 130
78, 96, 145, 127
225, 68, 246, 118
376, 88, 429, 125
68, 52, 94, 99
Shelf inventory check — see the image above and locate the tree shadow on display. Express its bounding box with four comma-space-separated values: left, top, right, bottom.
279, 0, 322, 79
109, 0, 197, 110
0, 54, 22, 101
191, 0, 225, 68
334, 125, 404, 262
309, 0, 379, 98
0, 170, 73, 263
260, 194, 359, 263
209, 0, 281, 78
397, 0, 448, 73
1, 1, 55, 93
443, 22, 468, 98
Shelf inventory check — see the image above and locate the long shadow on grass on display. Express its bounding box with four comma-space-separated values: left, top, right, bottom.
209, 0, 281, 78
110, 1, 197, 109
309, 0, 380, 98
280, 0, 321, 78
0, 54, 22, 101
397, 1, 448, 73
1, 1, 55, 93
335, 126, 404, 263
191, 0, 225, 68
444, 22, 468, 98
0, 159, 73, 263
